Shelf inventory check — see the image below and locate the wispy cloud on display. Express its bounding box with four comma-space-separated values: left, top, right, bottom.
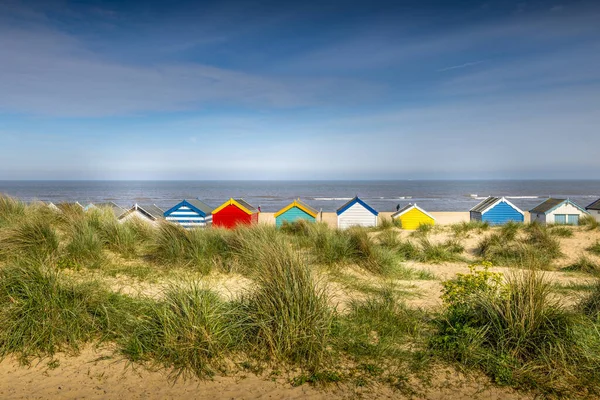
437, 60, 484, 72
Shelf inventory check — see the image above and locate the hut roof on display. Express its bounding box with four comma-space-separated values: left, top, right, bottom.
94, 201, 126, 218
391, 203, 435, 220
529, 198, 566, 214
274, 199, 318, 218
212, 198, 257, 215
530, 198, 587, 215
470, 196, 524, 215
586, 198, 600, 211
164, 199, 214, 217
470, 196, 500, 213
120, 204, 164, 221
336, 196, 378, 216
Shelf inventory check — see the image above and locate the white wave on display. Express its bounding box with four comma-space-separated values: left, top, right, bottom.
398, 196, 412, 199
505, 196, 539, 199
313, 197, 352, 201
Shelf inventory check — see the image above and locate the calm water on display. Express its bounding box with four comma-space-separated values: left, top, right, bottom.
1, 180, 599, 212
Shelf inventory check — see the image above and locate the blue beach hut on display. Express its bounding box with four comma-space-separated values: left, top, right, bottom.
163, 199, 214, 228
274, 199, 318, 227
469, 196, 524, 225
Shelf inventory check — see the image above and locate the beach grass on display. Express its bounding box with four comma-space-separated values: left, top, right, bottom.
2, 201, 600, 396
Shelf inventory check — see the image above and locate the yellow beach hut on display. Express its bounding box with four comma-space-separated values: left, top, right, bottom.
391, 203, 435, 230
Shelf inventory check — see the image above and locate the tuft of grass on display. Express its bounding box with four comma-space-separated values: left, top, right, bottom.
578, 280, 600, 318
564, 256, 600, 275
64, 218, 105, 269
149, 223, 232, 274
280, 219, 312, 236
337, 287, 423, 360
579, 215, 600, 230
450, 220, 490, 237
476, 224, 561, 269
433, 268, 600, 394
548, 225, 574, 238
376, 217, 400, 230
0, 194, 26, 227
416, 238, 463, 263
0, 264, 113, 360
0, 217, 60, 263
239, 240, 333, 371
587, 241, 600, 256
121, 284, 240, 379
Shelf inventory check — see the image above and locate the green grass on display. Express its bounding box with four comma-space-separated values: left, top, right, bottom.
579, 215, 600, 230
564, 256, 600, 275
0, 263, 113, 360
0, 217, 60, 263
548, 225, 574, 238
0, 195, 26, 227
432, 269, 600, 395
578, 280, 600, 319
587, 241, 600, 256
450, 220, 490, 237
121, 283, 240, 379
238, 239, 333, 371
476, 224, 561, 269
64, 218, 105, 269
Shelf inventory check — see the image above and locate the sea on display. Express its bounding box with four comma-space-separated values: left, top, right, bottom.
1, 180, 599, 213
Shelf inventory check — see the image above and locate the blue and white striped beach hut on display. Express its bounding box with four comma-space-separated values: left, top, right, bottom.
470, 196, 524, 225
163, 199, 214, 228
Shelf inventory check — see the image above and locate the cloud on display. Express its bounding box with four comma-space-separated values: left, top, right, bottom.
0, 21, 382, 117
437, 60, 484, 72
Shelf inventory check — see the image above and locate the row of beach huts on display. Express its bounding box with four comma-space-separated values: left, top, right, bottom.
42, 195, 600, 230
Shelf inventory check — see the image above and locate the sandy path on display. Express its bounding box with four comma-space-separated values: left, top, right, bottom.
0, 347, 531, 400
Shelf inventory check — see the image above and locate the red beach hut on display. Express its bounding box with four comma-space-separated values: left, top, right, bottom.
212, 198, 259, 229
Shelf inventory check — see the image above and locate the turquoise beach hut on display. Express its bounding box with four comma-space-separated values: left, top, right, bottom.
274, 199, 318, 227
470, 196, 524, 225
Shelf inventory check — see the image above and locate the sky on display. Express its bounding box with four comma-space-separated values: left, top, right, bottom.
0, 0, 599, 180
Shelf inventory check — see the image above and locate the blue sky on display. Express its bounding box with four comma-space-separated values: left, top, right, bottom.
1, 0, 599, 180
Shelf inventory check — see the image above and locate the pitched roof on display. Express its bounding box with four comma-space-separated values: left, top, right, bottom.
163, 199, 214, 217
186, 199, 214, 215
336, 196, 379, 216
470, 196, 500, 213
119, 204, 164, 221
529, 198, 566, 214
586, 198, 600, 211
391, 203, 435, 220
212, 198, 258, 215
274, 199, 318, 218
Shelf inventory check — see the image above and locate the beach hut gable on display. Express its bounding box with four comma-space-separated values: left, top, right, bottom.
212, 198, 259, 229
119, 204, 164, 224
274, 199, 318, 218
470, 196, 524, 225
391, 203, 435, 230
212, 198, 256, 216
336, 196, 379, 229
274, 199, 318, 227
163, 199, 214, 228
336, 196, 379, 216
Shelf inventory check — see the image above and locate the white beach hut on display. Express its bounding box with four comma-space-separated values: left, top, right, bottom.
119, 203, 164, 225
336, 196, 379, 229
529, 198, 588, 225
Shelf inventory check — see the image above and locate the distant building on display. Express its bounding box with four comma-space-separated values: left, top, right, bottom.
470, 196, 524, 225
119, 203, 164, 225
163, 199, 214, 228
336, 196, 378, 229
392, 203, 435, 230
212, 198, 259, 229
586, 198, 600, 222
274, 199, 318, 227
530, 198, 588, 225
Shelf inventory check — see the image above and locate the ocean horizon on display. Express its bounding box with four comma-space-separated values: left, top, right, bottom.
2, 180, 599, 213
